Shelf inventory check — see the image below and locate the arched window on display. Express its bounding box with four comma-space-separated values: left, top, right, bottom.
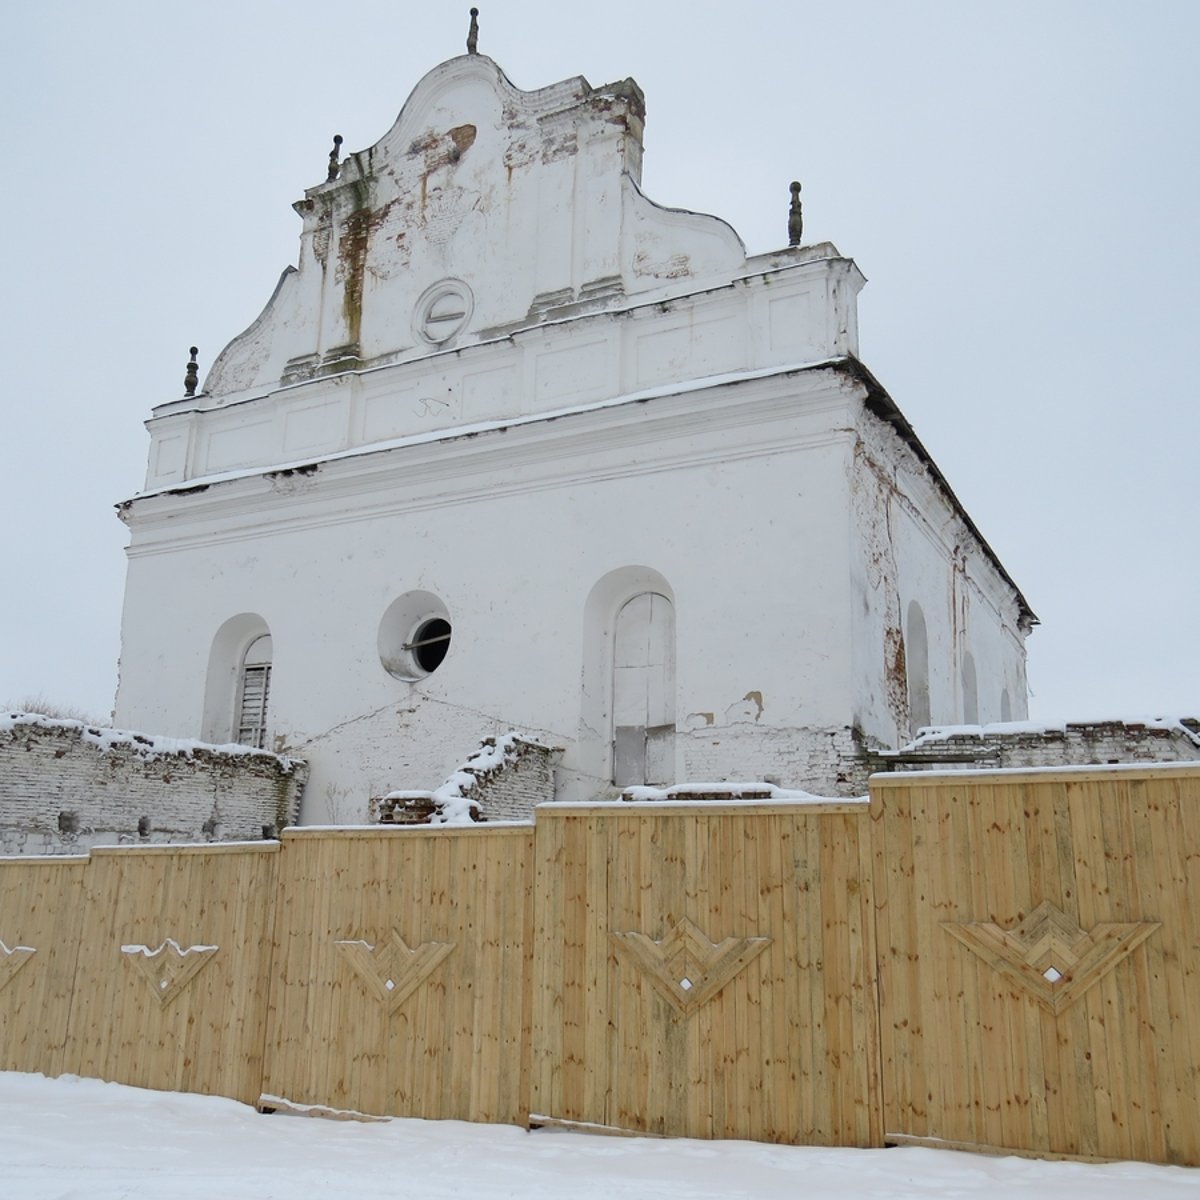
906, 600, 931, 737
1001, 688, 1012, 723
236, 634, 273, 748
961, 651, 979, 725
612, 591, 676, 787
201, 613, 272, 746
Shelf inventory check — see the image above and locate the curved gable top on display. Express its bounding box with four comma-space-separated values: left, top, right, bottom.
205, 54, 748, 399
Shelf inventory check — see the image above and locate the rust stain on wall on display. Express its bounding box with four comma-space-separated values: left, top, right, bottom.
336, 193, 397, 346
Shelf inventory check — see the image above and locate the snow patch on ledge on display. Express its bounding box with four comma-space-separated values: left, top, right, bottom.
620, 781, 866, 804
120, 939, 219, 957
899, 715, 1200, 751
1, 711, 303, 768
380, 732, 557, 827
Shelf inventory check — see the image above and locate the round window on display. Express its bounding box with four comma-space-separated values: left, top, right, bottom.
378, 591, 453, 681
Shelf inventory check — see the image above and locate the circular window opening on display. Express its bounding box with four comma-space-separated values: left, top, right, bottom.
409, 617, 452, 674
378, 590, 452, 682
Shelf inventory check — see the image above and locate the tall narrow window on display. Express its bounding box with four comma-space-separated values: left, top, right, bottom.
1001, 688, 1012, 723
612, 592, 675, 787
236, 634, 273, 748
906, 600, 931, 738
961, 651, 979, 725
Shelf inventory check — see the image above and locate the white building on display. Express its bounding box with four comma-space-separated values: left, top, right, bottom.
113, 48, 1034, 821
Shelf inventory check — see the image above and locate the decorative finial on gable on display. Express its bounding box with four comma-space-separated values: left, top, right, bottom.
184, 347, 199, 398
467, 7, 479, 54
327, 134, 344, 183
788, 181, 803, 247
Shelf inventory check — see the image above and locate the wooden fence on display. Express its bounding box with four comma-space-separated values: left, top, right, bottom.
0, 765, 1196, 1164
530, 802, 879, 1145
872, 766, 1200, 1165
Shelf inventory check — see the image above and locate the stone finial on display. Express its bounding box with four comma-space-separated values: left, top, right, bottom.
467, 7, 479, 54
788, 181, 803, 247
184, 347, 199, 398
326, 134, 343, 183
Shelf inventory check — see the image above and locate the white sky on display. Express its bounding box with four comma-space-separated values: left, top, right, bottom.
1, 0, 1197, 723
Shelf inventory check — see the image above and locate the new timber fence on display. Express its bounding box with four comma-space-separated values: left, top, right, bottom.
0, 765, 1197, 1165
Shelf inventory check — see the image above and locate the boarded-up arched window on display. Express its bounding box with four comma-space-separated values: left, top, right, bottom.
906, 600, 931, 738
612, 592, 675, 787
202, 614, 273, 747
236, 634, 273, 748
961, 651, 979, 725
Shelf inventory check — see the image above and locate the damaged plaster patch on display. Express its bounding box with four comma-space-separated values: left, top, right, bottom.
725, 692, 764, 724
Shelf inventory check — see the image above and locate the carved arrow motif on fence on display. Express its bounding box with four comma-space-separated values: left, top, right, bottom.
335, 930, 456, 1014
0, 939, 36, 994
121, 939, 220, 1008
942, 900, 1159, 1015
610, 916, 771, 1017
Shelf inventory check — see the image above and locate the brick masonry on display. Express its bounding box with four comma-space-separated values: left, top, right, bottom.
870, 718, 1200, 775
370, 734, 562, 824
0, 714, 308, 855
679, 725, 882, 798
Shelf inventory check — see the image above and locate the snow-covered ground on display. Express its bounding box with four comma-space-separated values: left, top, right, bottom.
1, 1073, 1195, 1199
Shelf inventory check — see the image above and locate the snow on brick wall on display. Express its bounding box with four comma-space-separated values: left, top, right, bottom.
874, 718, 1200, 775
370, 734, 561, 825
0, 714, 307, 856
679, 725, 878, 799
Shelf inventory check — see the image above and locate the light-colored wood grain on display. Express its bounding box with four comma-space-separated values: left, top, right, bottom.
0, 857, 87, 1076
871, 767, 1200, 1166
262, 826, 534, 1125
1, 765, 1194, 1165
54, 843, 278, 1105
529, 804, 880, 1146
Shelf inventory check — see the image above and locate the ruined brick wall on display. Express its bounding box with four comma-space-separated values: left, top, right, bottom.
872, 719, 1200, 776
470, 737, 560, 820
679, 725, 878, 799
0, 715, 307, 855
371, 734, 561, 825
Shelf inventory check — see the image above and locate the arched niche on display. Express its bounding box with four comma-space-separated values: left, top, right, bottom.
962, 651, 979, 725
906, 600, 931, 738
579, 566, 677, 791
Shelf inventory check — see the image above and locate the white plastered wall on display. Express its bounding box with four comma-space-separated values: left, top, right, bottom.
116, 372, 858, 818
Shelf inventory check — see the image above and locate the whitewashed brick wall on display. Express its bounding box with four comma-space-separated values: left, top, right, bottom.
679, 725, 877, 798
0, 715, 307, 855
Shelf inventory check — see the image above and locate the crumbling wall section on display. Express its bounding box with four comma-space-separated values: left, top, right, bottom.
0, 713, 307, 855
371, 733, 562, 825
873, 718, 1200, 775
679, 723, 880, 799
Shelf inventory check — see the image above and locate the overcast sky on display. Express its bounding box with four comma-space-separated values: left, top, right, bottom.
1, 0, 1196, 725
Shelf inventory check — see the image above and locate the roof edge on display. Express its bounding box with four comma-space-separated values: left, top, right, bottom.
836, 356, 1037, 628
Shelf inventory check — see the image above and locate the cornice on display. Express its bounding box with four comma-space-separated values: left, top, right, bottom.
122, 365, 859, 556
